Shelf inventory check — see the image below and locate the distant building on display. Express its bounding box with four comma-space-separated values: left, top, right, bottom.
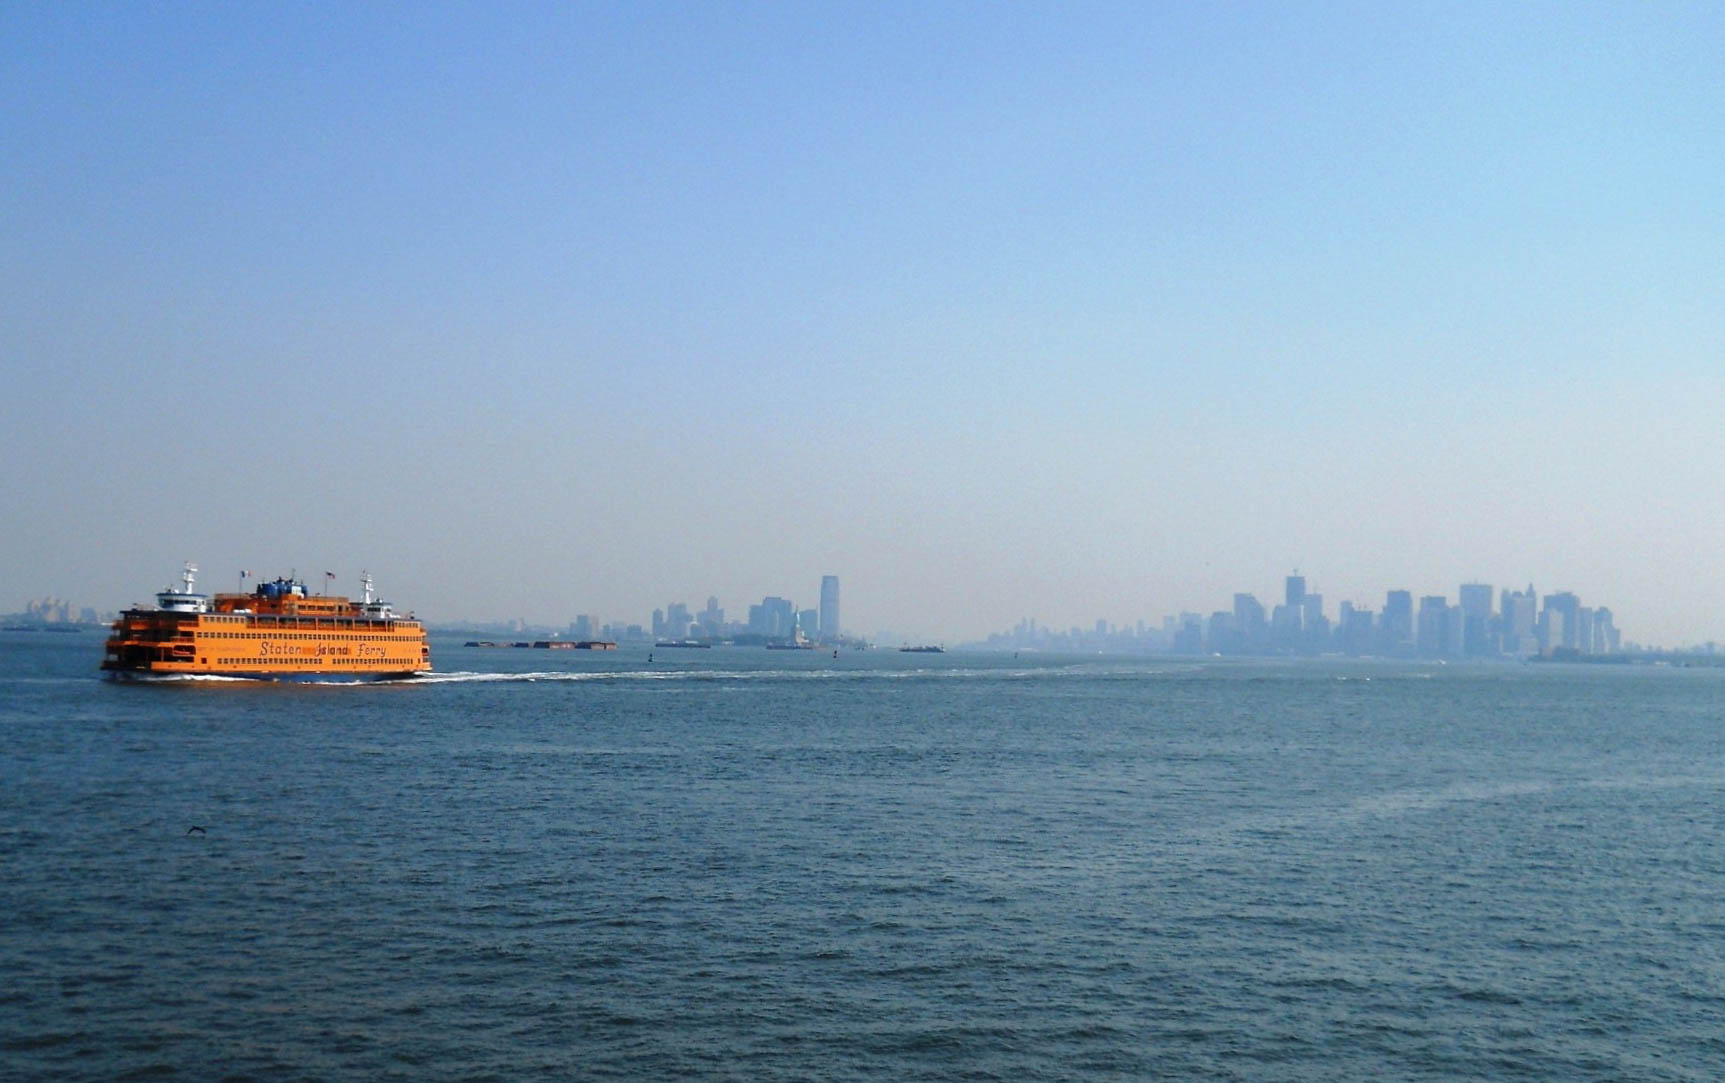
1271, 604, 1299, 649
1300, 594, 1327, 650
666, 602, 692, 639
1173, 613, 1203, 654
1206, 611, 1236, 653
1501, 586, 1537, 656
1283, 575, 1307, 644
1416, 595, 1450, 656
1338, 602, 1374, 655
1458, 583, 1494, 656
1233, 593, 1267, 652
699, 597, 724, 639
20, 597, 78, 623
751, 596, 796, 638
1593, 607, 1620, 653
1381, 590, 1413, 653
819, 575, 840, 641
1541, 592, 1581, 654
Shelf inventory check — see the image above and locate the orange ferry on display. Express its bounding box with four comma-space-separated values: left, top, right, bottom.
102, 563, 431, 680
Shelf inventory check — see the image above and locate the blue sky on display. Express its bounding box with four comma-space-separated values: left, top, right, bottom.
4, 2, 1723, 644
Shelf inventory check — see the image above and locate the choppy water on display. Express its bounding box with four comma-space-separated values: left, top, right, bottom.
5, 633, 1725, 1080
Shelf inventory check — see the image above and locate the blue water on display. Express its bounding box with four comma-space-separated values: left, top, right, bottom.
5, 633, 1725, 1080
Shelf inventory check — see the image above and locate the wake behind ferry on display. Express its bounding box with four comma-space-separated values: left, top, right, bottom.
102, 563, 430, 680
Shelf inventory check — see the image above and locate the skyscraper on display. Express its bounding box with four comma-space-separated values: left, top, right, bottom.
699, 596, 724, 639
665, 602, 691, 638
1416, 595, 1450, 656
1280, 574, 1307, 647
1381, 590, 1413, 652
1501, 586, 1537, 656
1233, 593, 1266, 652
819, 575, 840, 642
1458, 583, 1493, 656
1541, 592, 1581, 653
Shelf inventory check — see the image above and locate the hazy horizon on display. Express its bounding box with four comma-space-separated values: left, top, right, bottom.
5, 3, 1722, 648
0, 564, 1678, 652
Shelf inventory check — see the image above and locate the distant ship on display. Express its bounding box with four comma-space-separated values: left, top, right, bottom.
899, 645, 945, 653
102, 563, 430, 680
467, 640, 617, 650
654, 639, 712, 648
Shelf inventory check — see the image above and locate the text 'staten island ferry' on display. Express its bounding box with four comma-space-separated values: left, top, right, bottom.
102, 563, 430, 680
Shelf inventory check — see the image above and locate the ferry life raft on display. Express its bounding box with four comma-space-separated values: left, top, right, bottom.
102, 563, 431, 680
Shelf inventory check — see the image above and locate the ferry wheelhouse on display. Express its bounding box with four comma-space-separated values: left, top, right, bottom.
102, 563, 431, 680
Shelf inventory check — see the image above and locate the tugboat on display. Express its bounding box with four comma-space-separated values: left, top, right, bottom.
102, 563, 430, 680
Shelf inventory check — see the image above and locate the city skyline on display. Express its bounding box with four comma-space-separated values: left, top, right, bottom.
28, 564, 1724, 655
5, 5, 1723, 649
979, 572, 1635, 657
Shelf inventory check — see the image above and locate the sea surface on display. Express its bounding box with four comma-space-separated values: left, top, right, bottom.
5, 633, 1725, 1080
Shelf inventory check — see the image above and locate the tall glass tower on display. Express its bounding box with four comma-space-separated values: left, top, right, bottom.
819, 575, 840, 642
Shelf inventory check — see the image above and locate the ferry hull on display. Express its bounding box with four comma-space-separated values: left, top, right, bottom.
102, 625, 430, 679
103, 667, 426, 683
